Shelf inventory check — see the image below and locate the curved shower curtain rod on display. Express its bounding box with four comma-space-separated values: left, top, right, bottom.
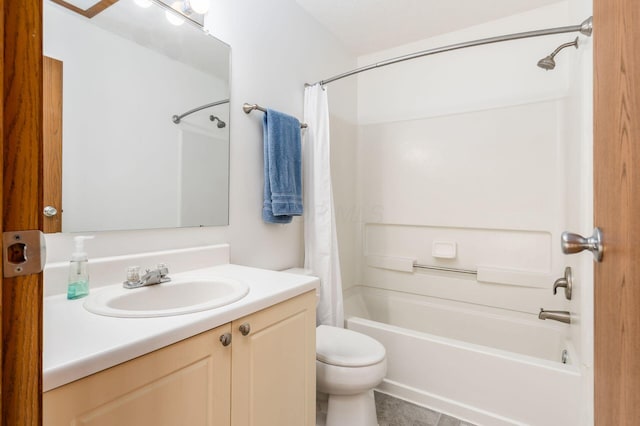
309, 16, 593, 87
172, 99, 230, 124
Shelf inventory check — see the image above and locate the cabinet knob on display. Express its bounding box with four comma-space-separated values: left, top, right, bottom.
239, 322, 251, 336
219, 333, 232, 346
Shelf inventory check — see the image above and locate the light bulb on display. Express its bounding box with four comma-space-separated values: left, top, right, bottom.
165, 2, 185, 26
188, 0, 209, 14
134, 0, 152, 7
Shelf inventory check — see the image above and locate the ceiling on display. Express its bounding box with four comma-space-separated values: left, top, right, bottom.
295, 0, 563, 55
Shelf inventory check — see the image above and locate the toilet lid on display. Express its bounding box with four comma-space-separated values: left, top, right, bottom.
316, 325, 386, 367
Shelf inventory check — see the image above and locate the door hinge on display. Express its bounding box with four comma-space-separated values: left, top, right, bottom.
3, 230, 46, 278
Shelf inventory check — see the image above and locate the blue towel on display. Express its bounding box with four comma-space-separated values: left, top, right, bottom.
263, 108, 303, 224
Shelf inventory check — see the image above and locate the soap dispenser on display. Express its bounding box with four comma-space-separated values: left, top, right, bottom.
67, 236, 94, 300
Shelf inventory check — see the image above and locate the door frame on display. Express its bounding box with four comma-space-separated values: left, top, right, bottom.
2, 0, 44, 424
593, 0, 640, 423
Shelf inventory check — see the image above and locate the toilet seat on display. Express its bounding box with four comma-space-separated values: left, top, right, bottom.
316, 325, 386, 367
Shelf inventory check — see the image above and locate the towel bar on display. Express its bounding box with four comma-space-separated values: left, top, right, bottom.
243, 103, 308, 128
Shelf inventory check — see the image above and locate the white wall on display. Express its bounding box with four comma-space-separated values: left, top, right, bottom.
44, 0, 357, 274
205, 0, 357, 271
179, 125, 229, 226
330, 115, 360, 290
356, 2, 573, 124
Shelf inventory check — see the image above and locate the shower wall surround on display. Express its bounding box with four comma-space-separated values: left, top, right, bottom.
351, 1, 592, 423
354, 0, 582, 308
44, 0, 358, 271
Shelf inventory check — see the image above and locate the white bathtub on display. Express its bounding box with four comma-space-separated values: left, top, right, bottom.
344, 286, 581, 426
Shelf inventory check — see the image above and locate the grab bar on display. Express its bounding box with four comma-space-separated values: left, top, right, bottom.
413, 263, 477, 275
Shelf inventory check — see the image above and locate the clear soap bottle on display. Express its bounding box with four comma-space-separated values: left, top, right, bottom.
67, 236, 94, 300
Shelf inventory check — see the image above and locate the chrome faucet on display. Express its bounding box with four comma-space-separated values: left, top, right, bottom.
123, 264, 171, 289
538, 308, 571, 324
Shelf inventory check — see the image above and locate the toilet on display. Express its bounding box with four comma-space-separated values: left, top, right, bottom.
316, 325, 387, 426
282, 268, 387, 425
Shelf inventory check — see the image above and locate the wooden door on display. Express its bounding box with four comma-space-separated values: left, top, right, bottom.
43, 56, 63, 233
2, 0, 44, 424
231, 291, 316, 426
593, 0, 640, 424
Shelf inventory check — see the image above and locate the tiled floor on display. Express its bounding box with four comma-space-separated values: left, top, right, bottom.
315, 391, 477, 426
375, 392, 477, 426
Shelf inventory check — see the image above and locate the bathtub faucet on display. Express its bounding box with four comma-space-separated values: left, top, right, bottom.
538, 309, 571, 324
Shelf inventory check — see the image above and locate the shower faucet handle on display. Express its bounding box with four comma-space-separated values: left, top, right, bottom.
553, 267, 572, 300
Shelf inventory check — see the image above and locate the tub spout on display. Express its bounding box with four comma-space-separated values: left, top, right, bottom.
538, 309, 571, 324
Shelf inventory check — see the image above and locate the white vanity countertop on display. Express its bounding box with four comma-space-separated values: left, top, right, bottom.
44, 263, 319, 392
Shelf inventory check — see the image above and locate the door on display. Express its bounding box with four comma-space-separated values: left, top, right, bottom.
44, 325, 232, 425
231, 291, 316, 426
2, 0, 45, 424
593, 0, 640, 424
43, 56, 63, 233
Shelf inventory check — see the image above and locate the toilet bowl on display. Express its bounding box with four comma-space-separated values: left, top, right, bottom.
316, 325, 387, 426
281, 268, 387, 425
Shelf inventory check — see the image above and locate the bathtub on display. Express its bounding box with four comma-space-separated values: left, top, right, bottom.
344, 285, 581, 426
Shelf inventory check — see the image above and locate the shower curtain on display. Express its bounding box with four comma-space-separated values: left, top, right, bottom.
303, 83, 344, 328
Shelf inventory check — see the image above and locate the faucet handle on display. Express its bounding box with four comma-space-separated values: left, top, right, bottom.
156, 263, 169, 276
552, 267, 573, 300
126, 266, 141, 283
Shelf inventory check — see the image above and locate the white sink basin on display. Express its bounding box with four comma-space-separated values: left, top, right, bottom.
83, 277, 250, 318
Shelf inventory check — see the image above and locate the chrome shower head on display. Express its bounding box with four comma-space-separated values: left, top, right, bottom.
537, 37, 579, 71
209, 115, 226, 128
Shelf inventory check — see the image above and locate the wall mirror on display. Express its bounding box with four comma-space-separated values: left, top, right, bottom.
43, 0, 230, 233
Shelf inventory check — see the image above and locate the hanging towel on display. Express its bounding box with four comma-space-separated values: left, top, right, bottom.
262, 108, 303, 224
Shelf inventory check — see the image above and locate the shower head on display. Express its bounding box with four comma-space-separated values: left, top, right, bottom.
537, 55, 557, 70
537, 37, 579, 71
209, 115, 226, 128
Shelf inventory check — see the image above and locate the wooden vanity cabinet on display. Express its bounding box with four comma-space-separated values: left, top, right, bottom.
43, 291, 316, 426
43, 323, 232, 426
231, 290, 316, 426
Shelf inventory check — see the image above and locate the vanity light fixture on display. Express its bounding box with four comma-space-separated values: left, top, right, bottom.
162, 0, 209, 26
131, 0, 209, 26
187, 0, 209, 14
165, 1, 186, 26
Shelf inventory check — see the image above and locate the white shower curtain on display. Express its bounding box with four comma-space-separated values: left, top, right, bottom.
303, 83, 344, 328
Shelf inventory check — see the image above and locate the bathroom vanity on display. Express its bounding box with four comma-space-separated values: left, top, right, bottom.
42, 245, 318, 426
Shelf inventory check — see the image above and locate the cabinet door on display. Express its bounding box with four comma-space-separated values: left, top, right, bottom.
231, 291, 316, 426
44, 324, 232, 426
